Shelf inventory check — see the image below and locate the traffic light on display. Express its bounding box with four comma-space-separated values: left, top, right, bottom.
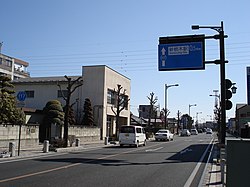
225, 79, 233, 110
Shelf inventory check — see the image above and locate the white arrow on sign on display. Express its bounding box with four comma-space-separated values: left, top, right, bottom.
161, 47, 166, 56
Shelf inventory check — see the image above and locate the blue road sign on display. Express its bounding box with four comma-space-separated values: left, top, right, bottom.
158, 42, 204, 71
17, 91, 27, 101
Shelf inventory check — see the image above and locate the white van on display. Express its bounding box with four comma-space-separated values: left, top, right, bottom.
119, 125, 147, 147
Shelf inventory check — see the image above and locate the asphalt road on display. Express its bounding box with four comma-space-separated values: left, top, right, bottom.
0, 133, 214, 187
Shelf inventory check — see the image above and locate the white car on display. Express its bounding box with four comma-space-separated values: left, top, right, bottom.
155, 129, 174, 141
191, 129, 198, 135
119, 125, 147, 147
206, 128, 213, 134
180, 129, 191, 136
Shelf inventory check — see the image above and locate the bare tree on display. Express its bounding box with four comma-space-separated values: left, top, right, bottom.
111, 84, 129, 139
147, 92, 158, 128
58, 76, 83, 147
162, 108, 170, 129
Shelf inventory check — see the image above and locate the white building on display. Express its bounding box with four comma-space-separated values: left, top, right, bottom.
0, 53, 30, 80
12, 65, 131, 140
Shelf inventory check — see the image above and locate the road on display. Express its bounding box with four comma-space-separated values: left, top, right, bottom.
0, 133, 214, 187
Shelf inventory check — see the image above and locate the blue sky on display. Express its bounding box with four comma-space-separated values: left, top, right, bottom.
1, 0, 250, 122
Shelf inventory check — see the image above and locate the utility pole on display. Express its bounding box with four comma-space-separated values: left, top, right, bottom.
177, 110, 181, 134
219, 21, 227, 145
192, 21, 227, 144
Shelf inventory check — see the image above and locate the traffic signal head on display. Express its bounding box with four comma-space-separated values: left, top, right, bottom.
225, 79, 233, 110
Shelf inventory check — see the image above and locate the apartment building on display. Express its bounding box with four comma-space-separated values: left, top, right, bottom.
12, 65, 131, 140
0, 53, 30, 80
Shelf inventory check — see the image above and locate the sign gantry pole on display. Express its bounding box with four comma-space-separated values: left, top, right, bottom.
192, 21, 227, 144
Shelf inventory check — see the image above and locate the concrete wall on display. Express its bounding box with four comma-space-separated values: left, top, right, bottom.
0, 124, 100, 149
0, 124, 39, 148
67, 126, 100, 143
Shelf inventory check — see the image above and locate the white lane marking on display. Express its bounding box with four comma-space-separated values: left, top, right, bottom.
180, 148, 192, 154
184, 138, 213, 187
145, 147, 163, 152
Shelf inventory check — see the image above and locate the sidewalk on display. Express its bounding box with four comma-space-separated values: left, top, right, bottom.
0, 140, 112, 160
202, 139, 226, 187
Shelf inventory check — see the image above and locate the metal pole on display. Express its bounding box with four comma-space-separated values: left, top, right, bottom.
165, 84, 167, 129
18, 123, 21, 156
219, 21, 226, 145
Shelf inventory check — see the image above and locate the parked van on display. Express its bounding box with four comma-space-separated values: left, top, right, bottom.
119, 125, 147, 147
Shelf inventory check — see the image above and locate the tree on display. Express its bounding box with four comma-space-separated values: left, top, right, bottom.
111, 84, 129, 139
147, 92, 158, 128
162, 108, 170, 129
43, 100, 64, 126
58, 75, 83, 147
214, 105, 221, 142
181, 114, 193, 130
42, 100, 64, 144
63, 105, 76, 126
81, 98, 94, 126
0, 75, 25, 125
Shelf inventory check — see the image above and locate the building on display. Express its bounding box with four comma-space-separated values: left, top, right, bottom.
235, 104, 250, 136
12, 65, 131, 140
139, 105, 160, 119
0, 53, 30, 80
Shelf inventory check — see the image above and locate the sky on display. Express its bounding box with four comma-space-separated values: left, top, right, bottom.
1, 0, 250, 122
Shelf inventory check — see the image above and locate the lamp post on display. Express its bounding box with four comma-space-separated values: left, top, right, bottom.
192, 21, 227, 144
189, 104, 197, 117
164, 83, 179, 129
196, 112, 202, 128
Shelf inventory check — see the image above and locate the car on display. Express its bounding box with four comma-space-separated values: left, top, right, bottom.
119, 125, 147, 147
180, 129, 191, 136
198, 129, 203, 133
155, 129, 174, 141
191, 129, 198, 135
206, 128, 213, 134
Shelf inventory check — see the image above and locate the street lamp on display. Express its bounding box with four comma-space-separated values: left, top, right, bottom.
196, 112, 202, 125
192, 21, 227, 144
164, 83, 179, 129
189, 104, 197, 117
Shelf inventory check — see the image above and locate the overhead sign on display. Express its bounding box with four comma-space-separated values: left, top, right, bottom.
158, 35, 205, 71
17, 91, 27, 102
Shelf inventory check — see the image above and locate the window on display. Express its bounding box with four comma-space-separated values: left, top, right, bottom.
58, 90, 68, 98
136, 128, 142, 133
25, 90, 34, 98
107, 89, 116, 105
120, 126, 135, 133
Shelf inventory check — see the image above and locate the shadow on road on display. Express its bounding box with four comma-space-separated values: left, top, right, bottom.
167, 144, 211, 163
